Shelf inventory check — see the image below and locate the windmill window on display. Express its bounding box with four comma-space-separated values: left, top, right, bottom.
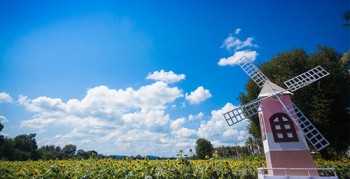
270, 113, 298, 142
275, 125, 281, 130
287, 132, 294, 138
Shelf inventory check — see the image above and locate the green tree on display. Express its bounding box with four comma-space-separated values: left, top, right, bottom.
245, 137, 257, 154
0, 123, 3, 152
62, 144, 77, 159
38, 145, 63, 160
76, 149, 89, 159
0, 137, 14, 160
195, 138, 214, 159
13, 133, 38, 160
239, 46, 349, 158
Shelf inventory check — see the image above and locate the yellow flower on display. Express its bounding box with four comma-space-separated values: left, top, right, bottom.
66, 172, 73, 178
34, 168, 40, 176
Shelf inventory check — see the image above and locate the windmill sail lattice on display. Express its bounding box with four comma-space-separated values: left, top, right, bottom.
284, 66, 329, 92
237, 57, 268, 88
224, 99, 262, 126
283, 103, 330, 151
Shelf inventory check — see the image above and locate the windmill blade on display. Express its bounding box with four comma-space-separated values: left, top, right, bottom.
283, 66, 329, 92
223, 98, 262, 126
283, 103, 330, 151
237, 56, 269, 88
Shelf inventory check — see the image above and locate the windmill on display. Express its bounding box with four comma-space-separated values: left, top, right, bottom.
223, 57, 337, 177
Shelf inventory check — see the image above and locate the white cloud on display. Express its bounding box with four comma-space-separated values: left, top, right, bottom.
218, 50, 258, 66
185, 86, 212, 104
172, 127, 197, 138
17, 82, 247, 156
146, 70, 185, 84
219, 29, 259, 66
221, 34, 258, 52
20, 81, 182, 128
170, 117, 186, 130
234, 28, 241, 35
19, 81, 194, 156
0, 92, 13, 103
0, 116, 9, 123
188, 112, 204, 121
18, 95, 29, 105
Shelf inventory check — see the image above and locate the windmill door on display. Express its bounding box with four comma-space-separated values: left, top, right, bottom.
269, 113, 298, 142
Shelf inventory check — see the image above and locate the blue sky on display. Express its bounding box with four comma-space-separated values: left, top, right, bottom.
0, 0, 348, 157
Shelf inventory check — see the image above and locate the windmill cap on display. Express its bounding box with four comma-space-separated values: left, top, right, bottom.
258, 80, 293, 98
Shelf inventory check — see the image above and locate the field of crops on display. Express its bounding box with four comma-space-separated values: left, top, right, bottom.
0, 157, 349, 178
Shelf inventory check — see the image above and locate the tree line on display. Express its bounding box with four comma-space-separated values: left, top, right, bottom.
0, 123, 103, 161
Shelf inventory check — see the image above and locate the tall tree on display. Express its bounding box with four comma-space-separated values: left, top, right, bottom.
13, 133, 39, 160
239, 46, 349, 158
62, 144, 77, 159
0, 137, 14, 160
195, 138, 214, 159
0, 122, 3, 149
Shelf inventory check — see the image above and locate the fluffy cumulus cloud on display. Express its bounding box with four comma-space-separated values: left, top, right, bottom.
218, 28, 259, 66
218, 50, 258, 66
0, 92, 13, 103
18, 81, 186, 155
234, 28, 241, 35
0, 116, 9, 123
188, 112, 204, 121
15, 71, 247, 156
146, 70, 185, 84
221, 35, 257, 52
185, 86, 212, 104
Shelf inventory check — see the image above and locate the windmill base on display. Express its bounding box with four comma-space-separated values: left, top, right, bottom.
257, 168, 338, 179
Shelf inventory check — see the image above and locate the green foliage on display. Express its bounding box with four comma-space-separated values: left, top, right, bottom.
0, 137, 14, 160
0, 123, 3, 158
239, 46, 350, 157
38, 145, 63, 160
214, 145, 258, 158
195, 138, 214, 159
0, 134, 40, 161
12, 134, 39, 161
62, 144, 77, 159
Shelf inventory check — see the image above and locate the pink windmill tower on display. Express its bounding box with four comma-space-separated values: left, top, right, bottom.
223, 57, 338, 178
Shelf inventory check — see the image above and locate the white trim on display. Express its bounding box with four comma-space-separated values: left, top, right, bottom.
258, 168, 338, 179
258, 81, 293, 98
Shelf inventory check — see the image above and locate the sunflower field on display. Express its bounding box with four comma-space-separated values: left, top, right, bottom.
0, 157, 349, 178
